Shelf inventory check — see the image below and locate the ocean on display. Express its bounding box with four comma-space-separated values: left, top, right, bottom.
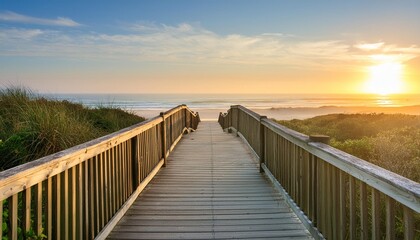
43, 93, 420, 112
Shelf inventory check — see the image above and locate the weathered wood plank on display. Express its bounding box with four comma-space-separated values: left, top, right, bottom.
0, 200, 2, 239
108, 121, 312, 239
115, 218, 304, 226
23, 188, 31, 233
372, 188, 381, 240
76, 164, 83, 239
8, 194, 18, 240
386, 196, 395, 240
403, 206, 414, 240
109, 230, 311, 240
339, 171, 346, 240
70, 167, 76, 240
360, 182, 368, 240
349, 176, 356, 240
112, 224, 306, 232
54, 173, 61, 239
46, 177, 53, 239
62, 170, 69, 240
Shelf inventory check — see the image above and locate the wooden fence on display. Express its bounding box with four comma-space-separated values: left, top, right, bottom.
0, 105, 200, 240
219, 105, 419, 240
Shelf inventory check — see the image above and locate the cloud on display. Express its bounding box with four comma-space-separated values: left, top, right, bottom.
0, 23, 418, 69
0, 11, 80, 27
81, 24, 355, 66
369, 54, 417, 63
354, 42, 384, 50
0, 28, 44, 40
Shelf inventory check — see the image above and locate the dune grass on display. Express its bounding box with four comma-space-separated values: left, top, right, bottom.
0, 87, 145, 171
277, 113, 420, 182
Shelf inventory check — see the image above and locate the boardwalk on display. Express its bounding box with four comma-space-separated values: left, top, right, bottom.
1, 105, 417, 240
108, 121, 313, 239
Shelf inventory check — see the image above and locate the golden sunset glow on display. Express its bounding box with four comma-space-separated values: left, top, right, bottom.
364, 62, 404, 95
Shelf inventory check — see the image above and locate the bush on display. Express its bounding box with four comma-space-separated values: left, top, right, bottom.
371, 127, 420, 182
330, 137, 373, 160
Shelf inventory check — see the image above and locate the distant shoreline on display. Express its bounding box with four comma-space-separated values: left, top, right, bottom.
134, 105, 420, 121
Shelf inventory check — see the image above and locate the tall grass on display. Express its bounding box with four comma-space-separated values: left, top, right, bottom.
0, 87, 144, 171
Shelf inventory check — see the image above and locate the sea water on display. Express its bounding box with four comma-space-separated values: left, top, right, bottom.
43, 93, 420, 111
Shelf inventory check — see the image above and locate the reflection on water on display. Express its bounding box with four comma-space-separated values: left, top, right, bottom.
374, 94, 419, 107
376, 96, 394, 106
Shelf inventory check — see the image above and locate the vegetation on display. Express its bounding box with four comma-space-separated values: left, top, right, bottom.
0, 87, 145, 171
0, 87, 145, 239
277, 113, 420, 182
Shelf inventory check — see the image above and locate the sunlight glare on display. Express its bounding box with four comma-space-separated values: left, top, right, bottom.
364, 62, 404, 95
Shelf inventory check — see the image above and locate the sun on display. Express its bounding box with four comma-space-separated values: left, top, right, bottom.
364, 62, 404, 95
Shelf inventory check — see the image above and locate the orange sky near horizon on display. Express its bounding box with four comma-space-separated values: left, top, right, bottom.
1, 50, 419, 95
17, 59, 418, 95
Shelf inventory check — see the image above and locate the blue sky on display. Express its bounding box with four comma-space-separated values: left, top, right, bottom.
1, 1, 420, 93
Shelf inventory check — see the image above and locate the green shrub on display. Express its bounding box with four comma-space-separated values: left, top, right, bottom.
330, 137, 373, 160
371, 127, 420, 182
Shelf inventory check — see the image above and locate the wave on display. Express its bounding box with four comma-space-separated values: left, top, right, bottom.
42, 93, 420, 111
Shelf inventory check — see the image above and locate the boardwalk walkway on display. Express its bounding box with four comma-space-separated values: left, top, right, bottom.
108, 121, 313, 239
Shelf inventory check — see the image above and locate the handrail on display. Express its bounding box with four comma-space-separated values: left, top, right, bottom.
0, 105, 200, 240
219, 105, 419, 240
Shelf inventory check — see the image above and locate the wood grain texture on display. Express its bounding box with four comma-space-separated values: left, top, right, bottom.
108, 121, 313, 239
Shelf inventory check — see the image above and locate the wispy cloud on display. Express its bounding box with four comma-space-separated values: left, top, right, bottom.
0, 11, 80, 27
0, 23, 418, 69
354, 42, 384, 50
353, 42, 420, 64
0, 28, 43, 40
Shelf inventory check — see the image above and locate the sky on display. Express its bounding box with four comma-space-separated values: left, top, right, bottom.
0, 1, 420, 94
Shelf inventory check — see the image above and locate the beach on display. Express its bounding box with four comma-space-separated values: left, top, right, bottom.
135, 105, 420, 121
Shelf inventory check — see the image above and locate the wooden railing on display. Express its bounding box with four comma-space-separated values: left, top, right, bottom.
0, 105, 200, 240
219, 105, 420, 240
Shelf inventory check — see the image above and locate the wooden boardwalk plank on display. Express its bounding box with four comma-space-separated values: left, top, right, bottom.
108, 121, 313, 239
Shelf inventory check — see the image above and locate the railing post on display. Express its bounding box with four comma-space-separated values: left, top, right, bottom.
259, 116, 267, 173
160, 112, 167, 167
230, 107, 233, 130
131, 136, 139, 188
309, 135, 330, 144
236, 107, 240, 132
170, 115, 173, 145
182, 105, 187, 130
194, 112, 199, 129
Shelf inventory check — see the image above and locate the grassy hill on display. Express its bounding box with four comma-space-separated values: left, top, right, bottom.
277, 113, 420, 182
0, 87, 145, 171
